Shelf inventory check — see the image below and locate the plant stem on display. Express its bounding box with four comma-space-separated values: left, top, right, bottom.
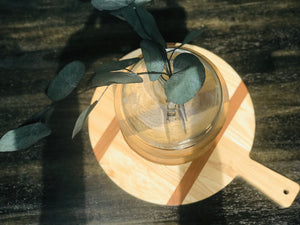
168, 44, 184, 63
97, 86, 109, 102
137, 71, 169, 76
166, 58, 172, 77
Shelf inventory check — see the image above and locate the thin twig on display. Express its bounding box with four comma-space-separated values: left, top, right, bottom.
97, 86, 109, 102
124, 68, 133, 73
168, 44, 184, 62
166, 58, 172, 77
137, 71, 169, 76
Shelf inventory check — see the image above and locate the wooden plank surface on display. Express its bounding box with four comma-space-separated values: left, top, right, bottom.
0, 0, 300, 224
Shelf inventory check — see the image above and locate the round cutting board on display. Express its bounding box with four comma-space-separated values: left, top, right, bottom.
88, 44, 299, 207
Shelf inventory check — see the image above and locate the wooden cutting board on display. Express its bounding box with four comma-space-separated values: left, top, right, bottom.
88, 44, 299, 208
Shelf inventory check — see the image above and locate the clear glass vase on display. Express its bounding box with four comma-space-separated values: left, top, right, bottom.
115, 44, 229, 165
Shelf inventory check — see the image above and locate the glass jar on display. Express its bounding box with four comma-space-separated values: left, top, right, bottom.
115, 44, 229, 165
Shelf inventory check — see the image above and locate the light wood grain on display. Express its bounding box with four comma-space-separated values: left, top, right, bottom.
88, 45, 300, 207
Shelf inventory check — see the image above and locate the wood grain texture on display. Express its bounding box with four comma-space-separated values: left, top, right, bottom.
0, 0, 300, 224
93, 117, 119, 162
89, 46, 298, 208
167, 80, 249, 206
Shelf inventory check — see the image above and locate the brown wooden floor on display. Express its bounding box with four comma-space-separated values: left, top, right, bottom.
0, 0, 299, 224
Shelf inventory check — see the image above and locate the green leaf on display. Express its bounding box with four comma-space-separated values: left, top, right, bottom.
95, 57, 140, 74
118, 4, 150, 40
135, 6, 166, 47
0, 122, 51, 152
182, 28, 206, 45
90, 72, 143, 88
140, 40, 167, 81
21, 105, 55, 126
165, 53, 206, 104
119, 4, 166, 47
91, 0, 134, 11
72, 101, 98, 139
46, 61, 85, 102
134, 0, 151, 5
92, 0, 150, 11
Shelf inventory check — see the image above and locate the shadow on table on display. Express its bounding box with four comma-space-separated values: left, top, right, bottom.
38, 5, 140, 224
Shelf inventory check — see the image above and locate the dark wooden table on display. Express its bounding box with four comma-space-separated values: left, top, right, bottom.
1, 0, 299, 224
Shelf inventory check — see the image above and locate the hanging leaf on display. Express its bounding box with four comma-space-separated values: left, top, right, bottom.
182, 27, 206, 45
21, 105, 55, 126
168, 28, 207, 59
46, 61, 85, 102
135, 6, 166, 47
140, 40, 167, 81
165, 53, 206, 105
95, 57, 140, 74
89, 72, 142, 88
91, 0, 134, 11
118, 4, 150, 40
72, 101, 98, 139
0, 122, 51, 152
119, 4, 166, 47
134, 0, 151, 5
92, 0, 150, 11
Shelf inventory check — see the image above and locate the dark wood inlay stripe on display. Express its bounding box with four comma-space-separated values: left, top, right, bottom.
94, 117, 120, 162
167, 82, 249, 205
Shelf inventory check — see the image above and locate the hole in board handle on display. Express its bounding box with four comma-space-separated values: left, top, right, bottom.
283, 189, 289, 195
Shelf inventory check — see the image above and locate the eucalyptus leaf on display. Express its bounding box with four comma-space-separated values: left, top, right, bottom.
182, 28, 206, 45
168, 28, 206, 57
118, 4, 150, 40
135, 6, 166, 47
95, 57, 140, 74
119, 4, 166, 47
46, 61, 85, 101
90, 72, 142, 88
21, 105, 55, 126
72, 101, 98, 139
91, 0, 134, 11
134, 0, 151, 5
140, 40, 167, 81
165, 53, 205, 104
0, 122, 51, 152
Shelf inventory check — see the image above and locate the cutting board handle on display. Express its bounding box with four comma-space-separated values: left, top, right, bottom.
238, 158, 299, 208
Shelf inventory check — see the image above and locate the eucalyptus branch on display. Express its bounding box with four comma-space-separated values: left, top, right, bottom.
0, 1, 208, 152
